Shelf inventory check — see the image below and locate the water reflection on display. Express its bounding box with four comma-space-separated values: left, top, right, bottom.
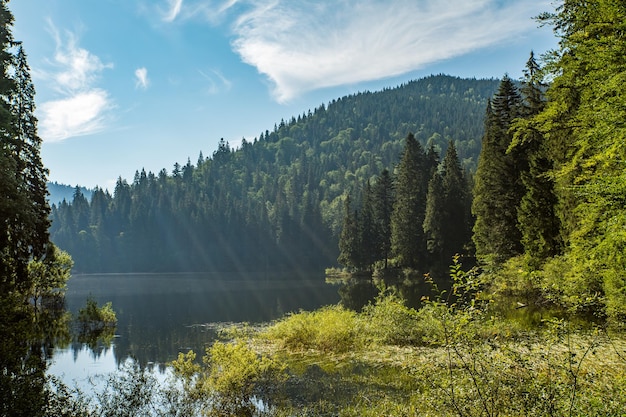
61, 273, 341, 367
0, 293, 70, 416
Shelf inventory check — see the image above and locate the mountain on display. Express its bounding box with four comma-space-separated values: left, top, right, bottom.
47, 182, 92, 206
49, 74, 500, 274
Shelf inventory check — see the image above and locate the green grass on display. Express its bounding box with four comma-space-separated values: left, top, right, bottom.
255, 308, 626, 416
249, 269, 626, 417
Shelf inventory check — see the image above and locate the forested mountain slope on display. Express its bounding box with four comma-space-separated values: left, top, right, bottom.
50, 74, 499, 273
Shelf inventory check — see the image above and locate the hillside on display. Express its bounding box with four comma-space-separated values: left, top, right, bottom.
50, 74, 499, 273
47, 182, 92, 206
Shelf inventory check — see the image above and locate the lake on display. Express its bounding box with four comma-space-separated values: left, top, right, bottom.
48, 272, 341, 386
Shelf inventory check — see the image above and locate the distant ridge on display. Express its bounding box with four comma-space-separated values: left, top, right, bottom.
47, 182, 92, 206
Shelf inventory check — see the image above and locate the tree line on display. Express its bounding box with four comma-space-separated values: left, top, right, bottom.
49, 75, 499, 274
337, 135, 472, 278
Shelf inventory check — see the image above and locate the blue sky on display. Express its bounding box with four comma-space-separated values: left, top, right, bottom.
11, 0, 557, 191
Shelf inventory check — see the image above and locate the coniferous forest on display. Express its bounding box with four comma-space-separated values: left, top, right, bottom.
49, 75, 498, 275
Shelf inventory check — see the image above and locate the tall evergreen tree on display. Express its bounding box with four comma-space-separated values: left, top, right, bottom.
391, 133, 428, 269
441, 141, 472, 260
1, 9, 53, 296
1, 5, 73, 414
511, 52, 562, 266
358, 180, 378, 270
423, 170, 445, 262
372, 169, 394, 269
337, 194, 360, 270
472, 76, 525, 264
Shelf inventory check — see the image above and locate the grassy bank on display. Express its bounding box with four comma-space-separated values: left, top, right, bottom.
169, 262, 626, 416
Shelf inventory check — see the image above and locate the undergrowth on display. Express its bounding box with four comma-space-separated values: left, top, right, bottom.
48, 257, 626, 416
255, 256, 626, 416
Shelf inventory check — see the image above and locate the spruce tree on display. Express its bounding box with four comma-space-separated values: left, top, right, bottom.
1, 6, 53, 296
511, 52, 562, 266
391, 132, 428, 269
1, 5, 72, 413
358, 180, 378, 270
441, 141, 472, 260
472, 77, 525, 264
423, 170, 445, 262
372, 169, 394, 269
338, 194, 360, 270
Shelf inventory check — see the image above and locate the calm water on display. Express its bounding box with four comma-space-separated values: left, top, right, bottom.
49, 273, 340, 386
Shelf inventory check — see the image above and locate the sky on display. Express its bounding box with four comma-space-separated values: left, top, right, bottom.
11, 0, 558, 191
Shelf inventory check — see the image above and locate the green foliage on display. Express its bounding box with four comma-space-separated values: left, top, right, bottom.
171, 341, 286, 416
337, 194, 361, 270
361, 290, 441, 346
77, 297, 117, 332
0, 5, 77, 415
472, 77, 526, 264
1, 2, 52, 300
391, 133, 428, 269
263, 305, 361, 353
252, 257, 626, 416
493, 0, 626, 321
27, 245, 73, 302
95, 361, 158, 417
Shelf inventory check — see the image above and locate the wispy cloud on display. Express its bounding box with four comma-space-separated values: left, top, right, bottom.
135, 67, 150, 89
198, 68, 232, 94
161, 0, 551, 103
158, 0, 240, 23
162, 0, 184, 22
231, 0, 551, 102
38, 22, 114, 142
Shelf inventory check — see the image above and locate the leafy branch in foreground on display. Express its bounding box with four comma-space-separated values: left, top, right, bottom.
422, 257, 625, 417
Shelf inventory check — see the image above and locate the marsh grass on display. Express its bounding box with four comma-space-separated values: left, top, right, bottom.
256, 316, 626, 416
252, 258, 626, 416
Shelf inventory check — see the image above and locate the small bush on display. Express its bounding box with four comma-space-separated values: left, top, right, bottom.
76, 297, 117, 331
263, 305, 360, 353
171, 341, 286, 416
361, 291, 425, 346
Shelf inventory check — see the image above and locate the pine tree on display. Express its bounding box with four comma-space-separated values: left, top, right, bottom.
372, 169, 394, 269
391, 133, 428, 269
511, 52, 562, 266
337, 194, 360, 270
472, 77, 525, 264
441, 141, 472, 260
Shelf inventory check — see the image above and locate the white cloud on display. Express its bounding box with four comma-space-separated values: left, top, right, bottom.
227, 0, 552, 102
39, 90, 112, 142
159, 0, 551, 102
135, 67, 150, 89
38, 22, 114, 142
163, 0, 184, 22
198, 68, 232, 94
